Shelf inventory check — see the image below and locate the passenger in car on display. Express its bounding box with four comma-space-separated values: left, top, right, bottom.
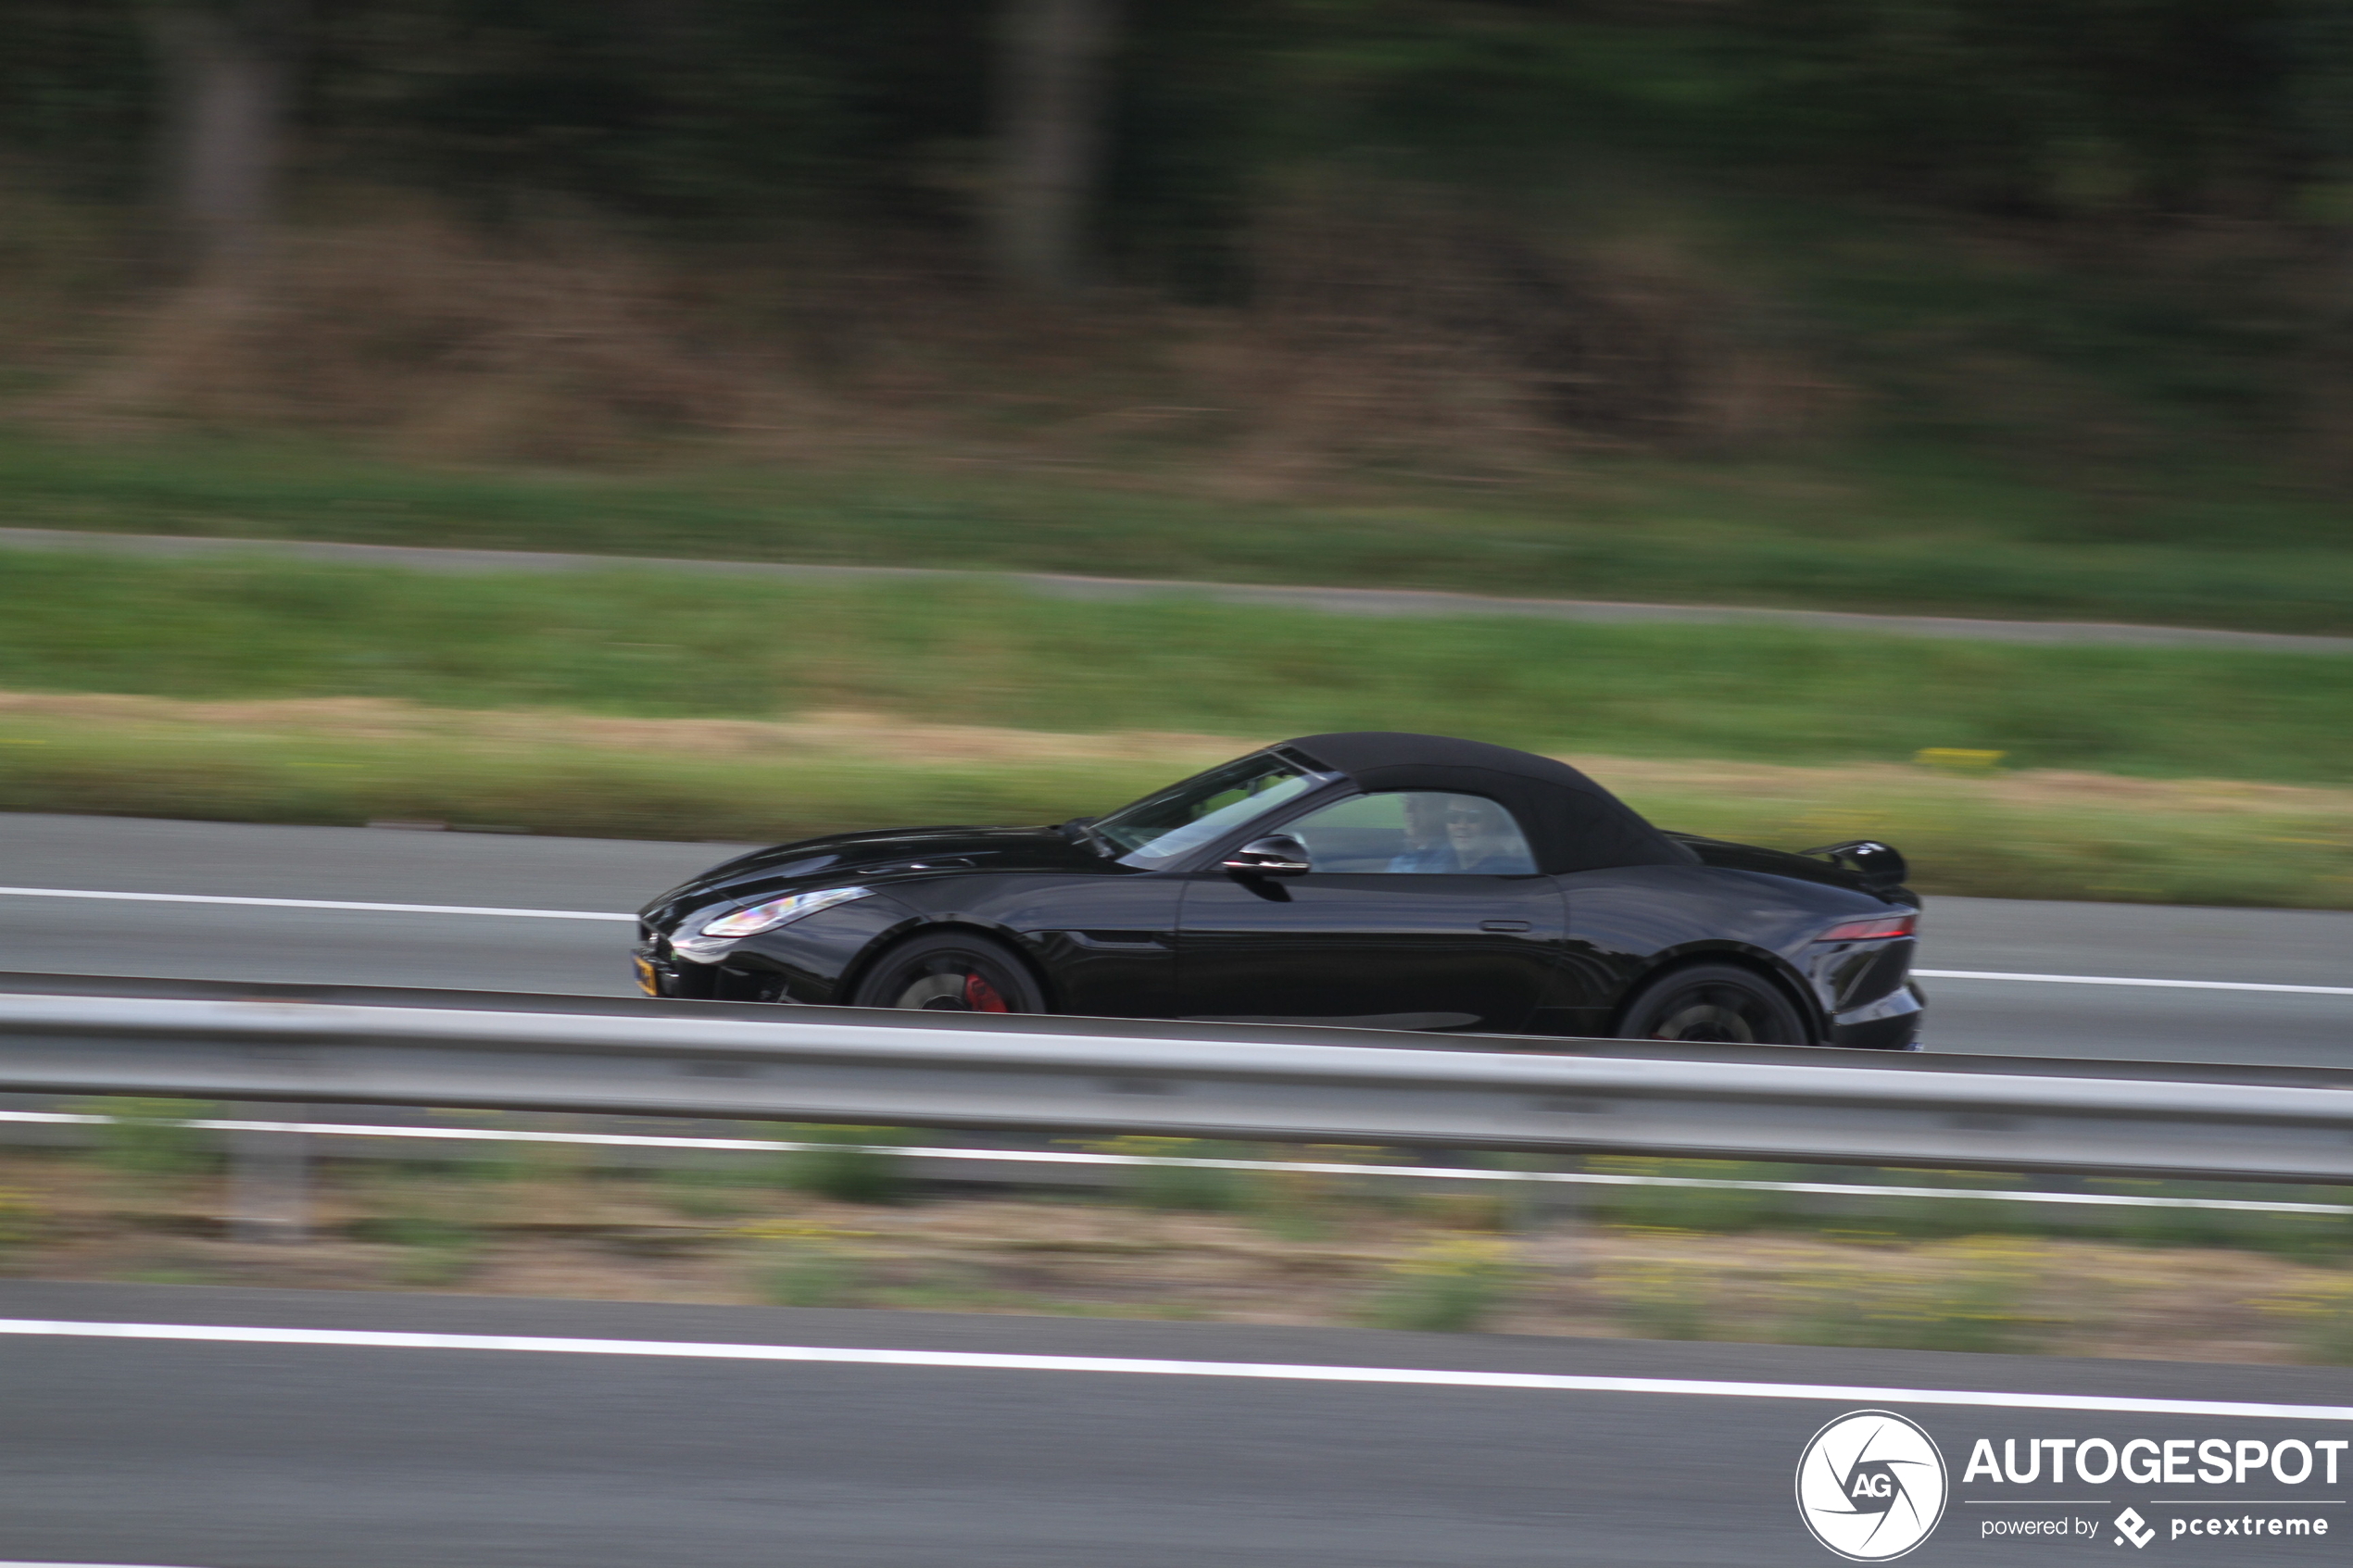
1445, 796, 1536, 874
1387, 793, 1459, 872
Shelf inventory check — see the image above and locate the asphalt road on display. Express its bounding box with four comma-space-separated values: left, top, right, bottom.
2, 812, 2348, 1064
3, 1282, 2348, 1568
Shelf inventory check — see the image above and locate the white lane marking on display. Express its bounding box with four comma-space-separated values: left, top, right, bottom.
6, 1319, 2352, 1421
1918, 969, 2353, 997
5, 1110, 2344, 1216
0, 886, 634, 922
0, 887, 2341, 994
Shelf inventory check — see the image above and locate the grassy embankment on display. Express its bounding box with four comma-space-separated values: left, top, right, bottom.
4, 432, 2351, 634
11, 1119, 2353, 1359
1, 552, 2347, 907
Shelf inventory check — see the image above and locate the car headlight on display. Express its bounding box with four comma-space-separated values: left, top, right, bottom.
698, 886, 871, 938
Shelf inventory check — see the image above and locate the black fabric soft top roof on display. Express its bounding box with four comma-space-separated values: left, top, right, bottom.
1277, 731, 1693, 876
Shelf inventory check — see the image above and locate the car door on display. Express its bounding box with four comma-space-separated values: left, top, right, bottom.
1173, 790, 1567, 1033
999, 869, 1187, 1020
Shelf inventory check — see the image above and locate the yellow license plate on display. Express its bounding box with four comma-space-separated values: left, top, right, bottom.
633, 957, 660, 996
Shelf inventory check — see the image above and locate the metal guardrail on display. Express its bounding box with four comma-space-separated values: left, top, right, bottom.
11, 1108, 2349, 1220
3, 974, 2352, 1185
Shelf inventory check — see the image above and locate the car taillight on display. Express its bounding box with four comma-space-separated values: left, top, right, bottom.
1814, 914, 1916, 943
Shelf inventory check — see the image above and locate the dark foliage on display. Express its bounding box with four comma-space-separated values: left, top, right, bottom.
10, 2, 2353, 476
9, 2, 2350, 235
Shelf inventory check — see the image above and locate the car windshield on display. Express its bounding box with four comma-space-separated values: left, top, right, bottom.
1093, 753, 1327, 869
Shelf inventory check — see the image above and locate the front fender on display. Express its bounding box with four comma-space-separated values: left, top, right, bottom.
827, 912, 1063, 1011
699, 891, 925, 1004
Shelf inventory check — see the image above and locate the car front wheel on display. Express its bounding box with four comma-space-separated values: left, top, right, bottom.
847, 931, 1047, 1014
1617, 962, 1809, 1046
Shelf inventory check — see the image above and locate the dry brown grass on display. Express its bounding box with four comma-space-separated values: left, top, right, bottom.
4, 688, 2341, 825
5, 689, 2346, 905
9, 185, 1806, 483
39, 216, 765, 460
1221, 182, 1822, 490
0, 690, 1251, 765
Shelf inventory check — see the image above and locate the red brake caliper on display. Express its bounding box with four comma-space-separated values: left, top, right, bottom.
962, 972, 1010, 1012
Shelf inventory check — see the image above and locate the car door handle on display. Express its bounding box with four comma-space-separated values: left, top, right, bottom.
1068, 930, 1171, 950
1479, 920, 1532, 933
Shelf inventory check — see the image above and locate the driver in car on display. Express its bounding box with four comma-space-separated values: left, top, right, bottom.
1388, 793, 1459, 872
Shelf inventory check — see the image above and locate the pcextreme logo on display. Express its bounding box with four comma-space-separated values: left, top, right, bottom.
1797, 1410, 1952, 1562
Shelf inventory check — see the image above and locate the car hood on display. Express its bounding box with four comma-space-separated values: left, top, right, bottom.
638, 824, 1104, 930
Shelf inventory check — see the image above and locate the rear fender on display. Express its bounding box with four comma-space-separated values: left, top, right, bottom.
1616, 942, 1829, 1046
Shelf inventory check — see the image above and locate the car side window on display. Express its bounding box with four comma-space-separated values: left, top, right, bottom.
1280, 792, 1538, 874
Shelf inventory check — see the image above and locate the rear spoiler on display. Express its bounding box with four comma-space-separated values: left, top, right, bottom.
1800, 838, 1910, 894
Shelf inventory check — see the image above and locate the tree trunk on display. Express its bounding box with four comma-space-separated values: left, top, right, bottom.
147, 1, 301, 275
990, 0, 1119, 297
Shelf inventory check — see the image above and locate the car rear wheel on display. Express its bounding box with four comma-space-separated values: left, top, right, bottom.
1617, 963, 1809, 1046
848, 932, 1046, 1014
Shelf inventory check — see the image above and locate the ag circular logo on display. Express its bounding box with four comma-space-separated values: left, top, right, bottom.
1795, 1410, 1948, 1562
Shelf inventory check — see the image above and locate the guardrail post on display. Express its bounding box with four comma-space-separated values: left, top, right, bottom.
228, 1107, 308, 1244
1519, 1152, 1586, 1270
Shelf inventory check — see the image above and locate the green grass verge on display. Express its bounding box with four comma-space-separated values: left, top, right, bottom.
3, 552, 2351, 784
1, 705, 2347, 907
1583, 1158, 2353, 1255
3, 432, 2350, 633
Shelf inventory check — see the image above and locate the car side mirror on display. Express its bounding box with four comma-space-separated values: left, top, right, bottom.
1222, 834, 1313, 877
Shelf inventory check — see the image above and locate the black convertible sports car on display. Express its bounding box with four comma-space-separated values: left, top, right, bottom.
635, 732, 1925, 1048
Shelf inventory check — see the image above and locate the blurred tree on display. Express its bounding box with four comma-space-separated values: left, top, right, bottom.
141, 0, 306, 270
990, 0, 1121, 295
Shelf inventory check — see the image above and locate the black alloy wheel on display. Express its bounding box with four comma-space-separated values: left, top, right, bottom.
848, 931, 1047, 1014
1617, 962, 1809, 1046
